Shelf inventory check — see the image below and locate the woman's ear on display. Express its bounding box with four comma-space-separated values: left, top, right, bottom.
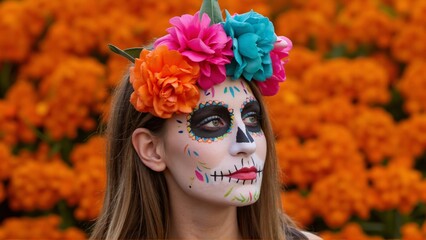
132, 128, 166, 172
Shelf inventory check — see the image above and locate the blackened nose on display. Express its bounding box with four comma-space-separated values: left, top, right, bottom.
236, 127, 254, 143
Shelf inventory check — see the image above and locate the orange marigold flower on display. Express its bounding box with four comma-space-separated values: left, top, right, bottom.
20, 52, 70, 81
334, 1, 396, 49
371, 53, 400, 84
5, 80, 44, 143
0, 215, 86, 240
106, 55, 130, 87
301, 58, 390, 105
395, 114, 426, 158
422, 221, 426, 236
130, 45, 200, 118
401, 222, 425, 240
70, 137, 106, 220
278, 125, 365, 188
281, 191, 313, 227
392, 24, 426, 63
308, 172, 372, 228
348, 107, 398, 164
317, 96, 356, 126
38, 57, 106, 140
368, 165, 424, 213
222, 0, 270, 16
398, 60, 426, 114
8, 160, 77, 211
73, 156, 106, 220
284, 46, 322, 79
407, 0, 426, 28
0, 1, 45, 62
302, 0, 337, 20
71, 135, 106, 166
320, 223, 384, 240
275, 9, 333, 53
266, 79, 322, 139
388, 155, 416, 169
392, 0, 420, 16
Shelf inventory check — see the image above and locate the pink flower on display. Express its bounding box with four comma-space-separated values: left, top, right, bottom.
256, 36, 292, 96
154, 12, 233, 90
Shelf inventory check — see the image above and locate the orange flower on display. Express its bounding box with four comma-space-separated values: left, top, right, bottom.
281, 191, 313, 227
8, 160, 77, 211
275, 9, 333, 53
278, 125, 365, 188
284, 46, 322, 79
398, 60, 426, 114
320, 223, 384, 240
130, 45, 200, 118
401, 222, 425, 240
0, 215, 86, 240
395, 114, 426, 158
368, 165, 423, 213
70, 136, 106, 220
308, 172, 371, 228
348, 107, 398, 164
334, 1, 396, 49
391, 24, 426, 63
301, 58, 390, 105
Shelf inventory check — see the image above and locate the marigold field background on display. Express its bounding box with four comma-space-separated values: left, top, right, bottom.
1, 0, 426, 239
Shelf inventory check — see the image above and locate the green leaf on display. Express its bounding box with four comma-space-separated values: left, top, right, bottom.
124, 47, 144, 59
108, 44, 143, 63
200, 0, 223, 25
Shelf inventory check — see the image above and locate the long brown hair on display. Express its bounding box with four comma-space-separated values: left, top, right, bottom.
90, 75, 298, 239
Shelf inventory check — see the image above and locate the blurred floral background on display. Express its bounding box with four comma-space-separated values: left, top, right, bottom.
0, 0, 426, 239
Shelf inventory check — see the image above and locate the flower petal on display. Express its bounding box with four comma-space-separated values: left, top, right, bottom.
238, 33, 259, 58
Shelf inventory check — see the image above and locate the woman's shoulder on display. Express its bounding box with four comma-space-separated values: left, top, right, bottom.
300, 231, 322, 240
286, 226, 322, 240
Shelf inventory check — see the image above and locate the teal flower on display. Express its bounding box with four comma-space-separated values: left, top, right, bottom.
222, 10, 277, 81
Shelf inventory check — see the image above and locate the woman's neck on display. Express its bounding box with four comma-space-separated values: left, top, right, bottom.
165, 175, 241, 239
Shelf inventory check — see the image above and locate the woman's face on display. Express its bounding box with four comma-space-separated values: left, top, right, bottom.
162, 78, 267, 206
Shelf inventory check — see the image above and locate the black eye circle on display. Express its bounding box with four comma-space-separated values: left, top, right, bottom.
241, 99, 262, 133
188, 102, 233, 142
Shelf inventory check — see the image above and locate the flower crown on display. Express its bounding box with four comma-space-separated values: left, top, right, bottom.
109, 0, 292, 119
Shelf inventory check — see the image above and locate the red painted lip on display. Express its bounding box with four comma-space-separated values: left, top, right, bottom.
227, 167, 257, 180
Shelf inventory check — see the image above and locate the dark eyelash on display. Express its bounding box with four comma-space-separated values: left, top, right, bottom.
242, 111, 258, 119
196, 116, 222, 128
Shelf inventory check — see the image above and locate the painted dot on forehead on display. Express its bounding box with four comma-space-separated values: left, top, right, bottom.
187, 100, 234, 143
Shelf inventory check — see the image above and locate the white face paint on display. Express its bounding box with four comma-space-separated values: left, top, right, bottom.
162, 78, 267, 206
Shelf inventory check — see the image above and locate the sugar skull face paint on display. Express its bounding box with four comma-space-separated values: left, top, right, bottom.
187, 101, 234, 142
162, 78, 267, 206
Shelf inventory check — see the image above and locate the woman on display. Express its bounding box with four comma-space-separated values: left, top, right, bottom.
91, 1, 320, 239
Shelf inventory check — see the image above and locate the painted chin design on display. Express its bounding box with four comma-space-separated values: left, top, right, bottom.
210, 157, 263, 185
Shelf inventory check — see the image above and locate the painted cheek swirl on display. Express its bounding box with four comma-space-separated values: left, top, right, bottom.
240, 97, 262, 135
187, 101, 234, 143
